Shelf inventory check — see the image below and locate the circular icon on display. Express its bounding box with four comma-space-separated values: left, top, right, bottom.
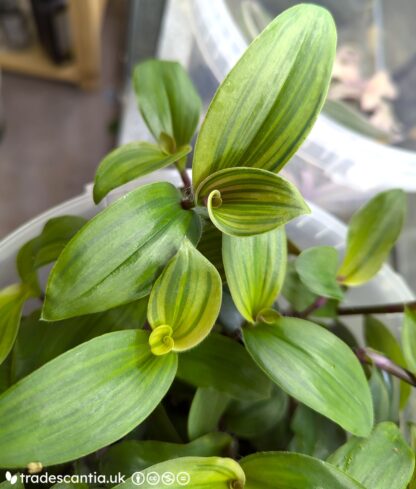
146, 472, 160, 486
131, 472, 145, 486
177, 472, 191, 486
161, 472, 175, 485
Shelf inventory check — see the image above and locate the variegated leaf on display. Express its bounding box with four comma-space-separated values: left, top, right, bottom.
223, 227, 287, 322
192, 4, 336, 189
147, 239, 222, 352
195, 167, 309, 237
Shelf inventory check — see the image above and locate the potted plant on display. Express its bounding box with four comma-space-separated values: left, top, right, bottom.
0, 4, 415, 488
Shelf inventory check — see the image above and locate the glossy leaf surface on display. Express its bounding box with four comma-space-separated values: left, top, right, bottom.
192, 4, 336, 188
196, 167, 309, 237
134, 60, 201, 151
0, 330, 177, 467
243, 317, 373, 436
43, 182, 200, 320
223, 227, 286, 322
148, 239, 222, 352
93, 143, 191, 203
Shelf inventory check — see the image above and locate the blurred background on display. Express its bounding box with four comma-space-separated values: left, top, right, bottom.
1, 0, 416, 283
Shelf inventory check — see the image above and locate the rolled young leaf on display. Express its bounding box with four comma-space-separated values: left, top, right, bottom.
147, 239, 222, 352
177, 332, 272, 401
134, 60, 201, 152
192, 4, 336, 189
0, 284, 30, 366
195, 167, 309, 237
188, 388, 230, 440
113, 457, 245, 489
100, 433, 233, 477
223, 227, 286, 322
328, 422, 415, 489
240, 452, 365, 489
338, 189, 406, 286
93, 143, 191, 204
43, 182, 201, 320
295, 246, 344, 300
243, 317, 373, 436
402, 307, 416, 374
0, 330, 177, 467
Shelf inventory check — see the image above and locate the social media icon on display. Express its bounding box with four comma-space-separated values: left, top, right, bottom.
5, 472, 18, 485
177, 472, 191, 486
131, 472, 145, 486
161, 472, 175, 485
146, 472, 160, 486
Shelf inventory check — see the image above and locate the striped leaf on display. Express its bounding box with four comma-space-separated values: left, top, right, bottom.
43, 182, 201, 320
402, 308, 416, 374
240, 452, 365, 489
177, 332, 272, 401
197, 221, 225, 280
243, 317, 373, 436
101, 433, 232, 477
295, 246, 344, 300
113, 457, 245, 489
147, 239, 222, 352
0, 285, 30, 366
134, 60, 201, 152
93, 143, 191, 204
328, 422, 415, 489
195, 167, 309, 237
0, 330, 177, 467
192, 4, 336, 189
338, 190, 406, 286
223, 227, 286, 322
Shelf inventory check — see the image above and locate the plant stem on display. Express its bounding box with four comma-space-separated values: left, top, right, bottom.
179, 169, 192, 189
337, 301, 416, 316
355, 347, 416, 387
295, 296, 328, 318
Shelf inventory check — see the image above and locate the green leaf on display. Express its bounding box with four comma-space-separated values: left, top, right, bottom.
133, 60, 201, 151
240, 452, 365, 489
192, 4, 336, 189
148, 239, 222, 353
282, 261, 317, 312
188, 388, 229, 440
0, 285, 30, 366
402, 307, 416, 374
16, 216, 87, 294
12, 299, 148, 381
243, 317, 373, 436
328, 422, 415, 489
195, 167, 309, 237
43, 182, 201, 320
114, 457, 245, 489
295, 246, 343, 300
369, 367, 393, 423
0, 473, 24, 489
224, 387, 288, 439
101, 433, 232, 477
93, 143, 192, 204
364, 315, 410, 408
223, 227, 286, 322
177, 332, 272, 401
0, 330, 177, 467
338, 189, 406, 286
289, 404, 346, 460
197, 221, 225, 280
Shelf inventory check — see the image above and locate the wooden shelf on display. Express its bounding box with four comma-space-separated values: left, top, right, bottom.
0, 44, 79, 83
0, 0, 108, 90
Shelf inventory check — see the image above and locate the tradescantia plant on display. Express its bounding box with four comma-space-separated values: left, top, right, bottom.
1, 4, 416, 488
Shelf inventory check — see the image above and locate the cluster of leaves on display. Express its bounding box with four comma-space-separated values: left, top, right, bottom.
0, 4, 416, 488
